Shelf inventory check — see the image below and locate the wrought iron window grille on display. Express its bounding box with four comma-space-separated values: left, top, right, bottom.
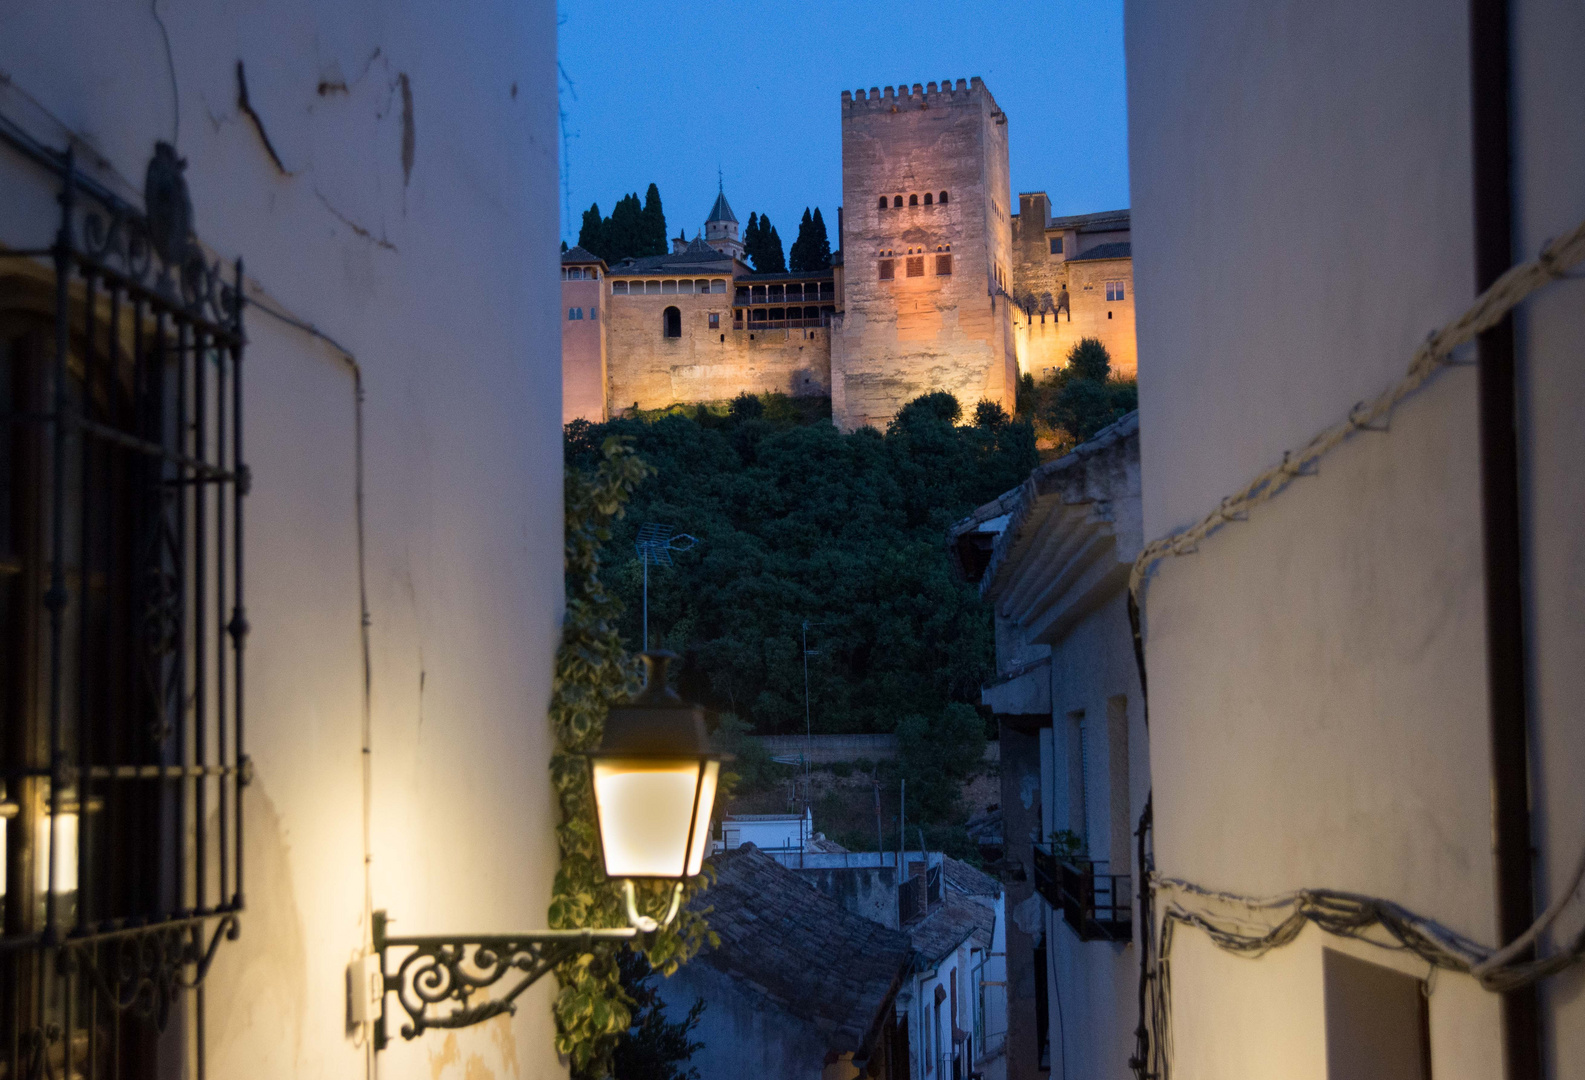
1, 130, 248, 1080
1031, 844, 1132, 943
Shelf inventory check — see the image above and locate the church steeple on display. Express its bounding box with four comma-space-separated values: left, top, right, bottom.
704, 175, 744, 260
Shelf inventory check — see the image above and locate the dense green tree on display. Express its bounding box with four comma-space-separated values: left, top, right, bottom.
897, 703, 989, 821
745, 213, 786, 273
1016, 337, 1138, 454
564, 392, 1036, 738
608, 949, 705, 1080
579, 187, 670, 264
578, 202, 606, 257
789, 207, 833, 272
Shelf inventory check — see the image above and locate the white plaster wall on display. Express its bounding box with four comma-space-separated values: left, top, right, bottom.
0, 2, 564, 1078
1127, 0, 1584, 1075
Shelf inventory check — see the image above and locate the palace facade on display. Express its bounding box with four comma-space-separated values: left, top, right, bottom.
563, 77, 1136, 430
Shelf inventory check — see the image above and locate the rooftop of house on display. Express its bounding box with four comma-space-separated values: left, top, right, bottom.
691, 843, 914, 1054
560, 245, 606, 267
946, 410, 1140, 586
942, 855, 1001, 898
1046, 207, 1132, 233
1069, 240, 1133, 262
908, 892, 996, 967
610, 237, 740, 276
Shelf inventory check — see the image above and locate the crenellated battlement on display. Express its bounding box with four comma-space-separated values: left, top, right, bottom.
840, 77, 991, 113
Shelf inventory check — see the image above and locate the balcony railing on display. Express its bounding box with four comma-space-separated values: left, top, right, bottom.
733, 288, 836, 305
1031, 845, 1132, 942
733, 311, 833, 331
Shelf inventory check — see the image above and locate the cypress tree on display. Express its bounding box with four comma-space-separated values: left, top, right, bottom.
810, 208, 832, 270
744, 213, 762, 266
578, 202, 605, 260
641, 183, 667, 257
607, 193, 644, 263
789, 208, 815, 271
760, 222, 786, 273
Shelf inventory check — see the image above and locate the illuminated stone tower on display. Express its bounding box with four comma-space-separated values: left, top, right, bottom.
832, 77, 1016, 431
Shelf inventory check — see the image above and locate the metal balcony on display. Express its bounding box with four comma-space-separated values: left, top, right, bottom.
1031, 845, 1132, 943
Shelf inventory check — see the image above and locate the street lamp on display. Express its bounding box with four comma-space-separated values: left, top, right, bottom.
370, 651, 725, 1047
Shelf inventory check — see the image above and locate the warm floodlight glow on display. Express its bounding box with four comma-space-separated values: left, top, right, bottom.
685, 760, 720, 876
592, 759, 704, 879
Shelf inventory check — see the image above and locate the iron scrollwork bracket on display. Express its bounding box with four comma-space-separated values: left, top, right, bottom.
370, 910, 640, 1050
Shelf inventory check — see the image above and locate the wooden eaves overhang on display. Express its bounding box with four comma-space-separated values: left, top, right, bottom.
948, 412, 1142, 647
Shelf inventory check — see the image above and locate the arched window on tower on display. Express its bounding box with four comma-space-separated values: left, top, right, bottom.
923, 192, 933, 205
878, 196, 888, 210
663, 306, 682, 338
893, 195, 904, 208
940, 191, 949, 204
909, 194, 918, 206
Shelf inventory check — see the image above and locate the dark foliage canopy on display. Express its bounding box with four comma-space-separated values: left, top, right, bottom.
564, 394, 1037, 737
743, 211, 786, 273
788, 207, 833, 273
579, 183, 669, 264
608, 949, 705, 1080
1017, 337, 1138, 454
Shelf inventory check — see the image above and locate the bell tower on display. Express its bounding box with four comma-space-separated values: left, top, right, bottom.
703, 177, 744, 260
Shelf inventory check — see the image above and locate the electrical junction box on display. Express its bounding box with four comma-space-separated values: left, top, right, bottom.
348, 954, 383, 1025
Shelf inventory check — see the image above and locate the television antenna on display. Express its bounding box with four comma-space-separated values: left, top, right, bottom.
634, 523, 696, 651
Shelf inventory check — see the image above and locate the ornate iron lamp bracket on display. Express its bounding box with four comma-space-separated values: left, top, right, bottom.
371, 911, 642, 1050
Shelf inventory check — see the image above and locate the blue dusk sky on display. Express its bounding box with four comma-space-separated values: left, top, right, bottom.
557, 2, 1129, 251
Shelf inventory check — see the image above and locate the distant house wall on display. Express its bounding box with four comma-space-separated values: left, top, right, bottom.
561, 272, 607, 422
656, 961, 833, 1080
794, 865, 904, 930
1013, 255, 1137, 380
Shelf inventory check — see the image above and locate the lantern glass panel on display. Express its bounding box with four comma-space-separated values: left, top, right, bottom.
685, 760, 721, 876
592, 759, 700, 878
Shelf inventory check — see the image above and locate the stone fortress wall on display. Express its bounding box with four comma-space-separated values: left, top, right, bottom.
1010, 195, 1137, 378
562, 77, 1134, 429
831, 78, 1017, 432
603, 277, 831, 411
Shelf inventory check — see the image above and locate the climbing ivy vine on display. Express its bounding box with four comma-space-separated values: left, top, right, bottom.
549, 436, 716, 1079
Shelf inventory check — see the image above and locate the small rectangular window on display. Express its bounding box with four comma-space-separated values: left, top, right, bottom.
878, 259, 895, 280
1106, 280, 1125, 302
935, 254, 952, 276
1323, 951, 1431, 1080
906, 256, 925, 278
1050, 237, 1063, 255
590, 305, 598, 321
708, 313, 720, 329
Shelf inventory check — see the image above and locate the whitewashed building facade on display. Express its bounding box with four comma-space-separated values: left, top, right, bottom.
0, 3, 565, 1079
1127, 0, 1585, 1077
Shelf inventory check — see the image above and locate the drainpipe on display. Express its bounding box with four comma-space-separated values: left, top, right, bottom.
1468, 0, 1541, 1076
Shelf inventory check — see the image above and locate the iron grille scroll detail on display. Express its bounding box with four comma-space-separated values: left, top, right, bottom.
371, 912, 640, 1051
0, 133, 248, 1080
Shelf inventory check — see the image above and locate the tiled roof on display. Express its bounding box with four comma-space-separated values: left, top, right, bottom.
692, 844, 914, 1053
1069, 241, 1132, 262
942, 856, 1000, 898
561, 245, 606, 266
909, 893, 996, 966
1048, 208, 1131, 233
611, 248, 739, 275
707, 189, 738, 224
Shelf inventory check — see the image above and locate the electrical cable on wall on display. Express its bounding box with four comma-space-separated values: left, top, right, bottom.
1119, 218, 1585, 1079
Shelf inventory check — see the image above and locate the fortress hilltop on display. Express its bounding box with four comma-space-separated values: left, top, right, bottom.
562, 77, 1135, 430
